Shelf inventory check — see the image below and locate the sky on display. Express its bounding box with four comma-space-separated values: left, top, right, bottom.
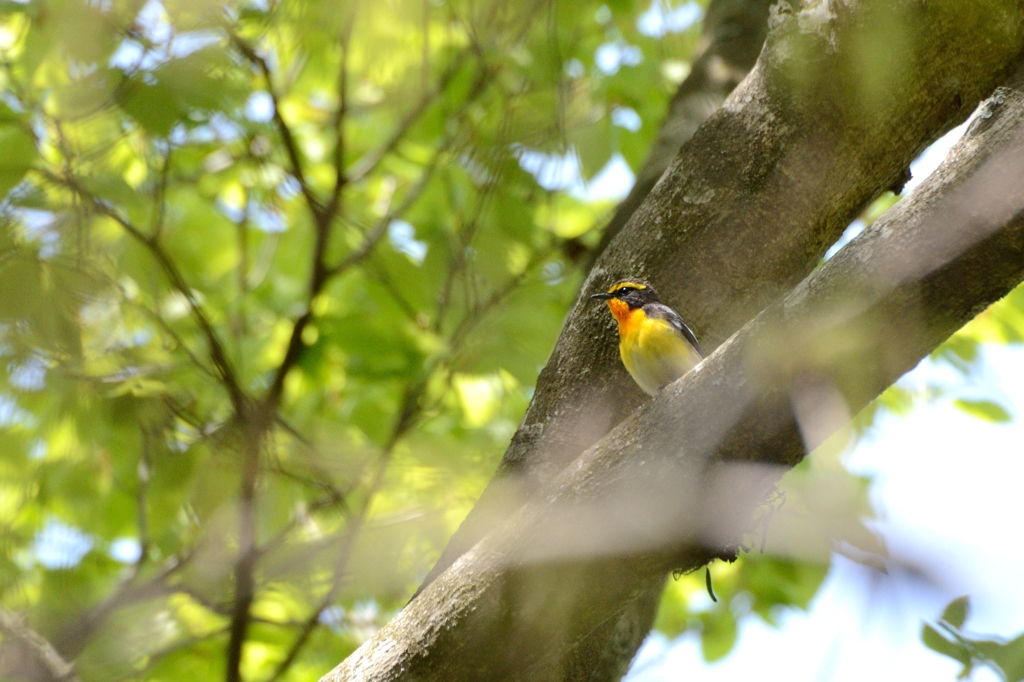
622, 119, 1024, 681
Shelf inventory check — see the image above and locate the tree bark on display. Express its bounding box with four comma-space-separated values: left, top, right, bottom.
324, 83, 1024, 682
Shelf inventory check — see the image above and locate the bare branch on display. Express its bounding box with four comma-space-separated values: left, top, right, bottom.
53, 555, 189, 658
151, 144, 172, 241
0, 608, 82, 682
326, 21, 356, 222
225, 425, 262, 682
261, 112, 461, 415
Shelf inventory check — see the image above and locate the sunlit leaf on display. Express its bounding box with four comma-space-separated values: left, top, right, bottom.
952, 399, 1012, 423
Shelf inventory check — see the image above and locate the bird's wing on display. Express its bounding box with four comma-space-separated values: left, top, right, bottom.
644, 303, 705, 358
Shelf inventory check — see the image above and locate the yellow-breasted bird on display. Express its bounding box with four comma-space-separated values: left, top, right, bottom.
591, 278, 704, 396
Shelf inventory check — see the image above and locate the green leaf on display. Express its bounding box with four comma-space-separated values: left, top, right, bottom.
117, 79, 181, 136
953, 399, 1012, 423
570, 116, 614, 180
699, 608, 738, 662
941, 596, 971, 629
974, 632, 1024, 681
0, 124, 36, 197
922, 623, 973, 677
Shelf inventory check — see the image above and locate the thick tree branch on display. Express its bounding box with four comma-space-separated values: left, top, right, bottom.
225, 425, 263, 682
325, 84, 1024, 682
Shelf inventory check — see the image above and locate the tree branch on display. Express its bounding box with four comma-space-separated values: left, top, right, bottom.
0, 608, 82, 682
262, 73, 483, 414
325, 24, 354, 221
325, 84, 1024, 682
225, 423, 263, 682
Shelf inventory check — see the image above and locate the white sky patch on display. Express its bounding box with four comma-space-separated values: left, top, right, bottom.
570, 154, 636, 202
612, 106, 643, 132
515, 146, 636, 202
245, 91, 276, 123
565, 58, 586, 79
31, 519, 95, 570
0, 394, 31, 428
249, 203, 286, 233
516, 147, 580, 192
637, 0, 703, 37
109, 537, 143, 564
388, 220, 427, 264
824, 219, 865, 260
8, 355, 47, 391
904, 121, 970, 194
595, 41, 643, 75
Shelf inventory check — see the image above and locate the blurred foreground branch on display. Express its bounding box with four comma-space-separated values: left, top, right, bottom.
325, 85, 1024, 682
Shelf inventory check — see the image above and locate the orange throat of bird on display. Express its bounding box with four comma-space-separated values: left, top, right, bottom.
607, 299, 643, 337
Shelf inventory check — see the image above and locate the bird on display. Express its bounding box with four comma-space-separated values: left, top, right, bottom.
591, 278, 704, 396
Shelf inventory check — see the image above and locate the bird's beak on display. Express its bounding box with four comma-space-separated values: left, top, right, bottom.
590, 292, 613, 300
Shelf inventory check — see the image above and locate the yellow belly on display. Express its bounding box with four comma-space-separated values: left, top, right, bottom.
619, 318, 702, 396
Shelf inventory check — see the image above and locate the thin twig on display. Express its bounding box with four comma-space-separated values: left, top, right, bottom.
106, 629, 228, 682
54, 555, 190, 658
133, 296, 222, 384
33, 169, 247, 411
131, 427, 153, 578
0, 608, 82, 682
326, 20, 355, 221
151, 144, 172, 241
227, 31, 324, 220
262, 126, 451, 414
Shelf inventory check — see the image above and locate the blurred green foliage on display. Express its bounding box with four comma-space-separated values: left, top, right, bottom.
2, 0, 1023, 679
